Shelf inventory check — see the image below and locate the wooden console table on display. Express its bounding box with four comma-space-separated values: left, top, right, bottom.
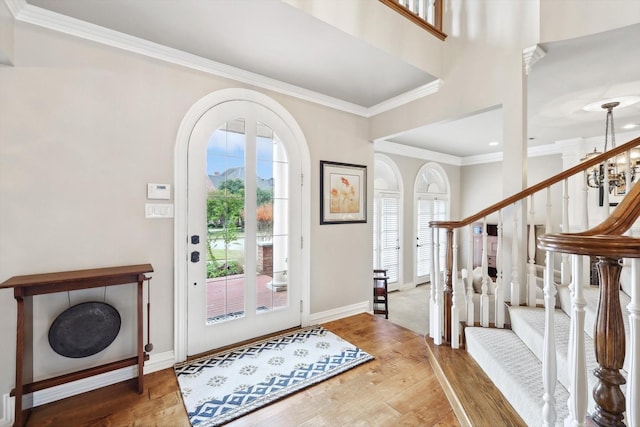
0, 264, 154, 427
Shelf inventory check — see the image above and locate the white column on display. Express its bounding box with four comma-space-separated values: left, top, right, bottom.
555, 137, 584, 233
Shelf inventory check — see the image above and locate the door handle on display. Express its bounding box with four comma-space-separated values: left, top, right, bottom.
191, 251, 200, 263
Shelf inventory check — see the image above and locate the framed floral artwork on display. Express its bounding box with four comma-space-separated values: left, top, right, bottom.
320, 160, 367, 224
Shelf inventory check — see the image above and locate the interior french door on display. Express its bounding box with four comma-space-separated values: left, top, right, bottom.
415, 197, 447, 284
373, 193, 400, 285
186, 101, 301, 356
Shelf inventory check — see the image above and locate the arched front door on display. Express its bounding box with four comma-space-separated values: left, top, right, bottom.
175, 90, 310, 358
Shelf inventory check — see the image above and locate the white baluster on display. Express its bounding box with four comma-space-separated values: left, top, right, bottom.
542, 249, 557, 426
546, 187, 553, 234
528, 194, 537, 307
495, 210, 504, 328
582, 171, 589, 231
467, 223, 475, 326
480, 217, 490, 327
451, 229, 460, 349
429, 227, 437, 340
566, 254, 588, 426
511, 202, 521, 307
561, 179, 571, 286
627, 258, 640, 426
433, 226, 443, 345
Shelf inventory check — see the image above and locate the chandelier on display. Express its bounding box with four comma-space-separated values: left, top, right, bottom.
583, 101, 638, 190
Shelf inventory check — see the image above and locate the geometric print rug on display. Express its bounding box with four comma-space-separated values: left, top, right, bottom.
174, 325, 374, 426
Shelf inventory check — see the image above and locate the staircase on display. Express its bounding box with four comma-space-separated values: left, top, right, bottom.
430, 135, 640, 426
465, 284, 632, 426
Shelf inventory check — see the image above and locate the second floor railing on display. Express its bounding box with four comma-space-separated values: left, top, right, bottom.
379, 0, 446, 40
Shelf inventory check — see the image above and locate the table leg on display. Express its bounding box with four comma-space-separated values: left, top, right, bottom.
137, 279, 144, 394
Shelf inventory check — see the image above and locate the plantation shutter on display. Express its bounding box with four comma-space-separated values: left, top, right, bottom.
373, 194, 399, 284
380, 197, 399, 282
373, 198, 378, 270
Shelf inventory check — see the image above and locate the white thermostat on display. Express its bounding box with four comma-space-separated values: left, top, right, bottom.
147, 183, 171, 200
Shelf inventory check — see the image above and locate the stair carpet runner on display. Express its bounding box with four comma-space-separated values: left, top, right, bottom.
465, 284, 631, 426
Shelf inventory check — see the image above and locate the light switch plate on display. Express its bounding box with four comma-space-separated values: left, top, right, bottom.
145, 203, 174, 218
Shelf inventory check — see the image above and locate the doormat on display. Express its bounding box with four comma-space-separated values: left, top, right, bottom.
174, 325, 373, 426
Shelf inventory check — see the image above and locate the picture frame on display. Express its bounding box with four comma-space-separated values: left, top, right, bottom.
320, 160, 367, 224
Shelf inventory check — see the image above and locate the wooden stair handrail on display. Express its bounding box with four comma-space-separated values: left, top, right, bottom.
431, 135, 640, 230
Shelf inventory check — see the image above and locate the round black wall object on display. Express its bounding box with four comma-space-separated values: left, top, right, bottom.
48, 302, 121, 358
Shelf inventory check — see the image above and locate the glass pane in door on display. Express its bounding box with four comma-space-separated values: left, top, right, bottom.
416, 198, 432, 278
256, 123, 289, 312
206, 119, 246, 323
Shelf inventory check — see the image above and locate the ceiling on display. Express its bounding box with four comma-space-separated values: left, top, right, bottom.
22, 0, 640, 159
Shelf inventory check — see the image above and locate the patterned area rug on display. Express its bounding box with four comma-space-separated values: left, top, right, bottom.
174, 325, 374, 426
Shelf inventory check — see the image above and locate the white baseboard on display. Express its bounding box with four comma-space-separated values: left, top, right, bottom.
308, 301, 369, 325
0, 393, 14, 427
0, 350, 175, 426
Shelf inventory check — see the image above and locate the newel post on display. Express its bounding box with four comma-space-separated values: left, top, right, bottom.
591, 256, 626, 427
443, 228, 454, 345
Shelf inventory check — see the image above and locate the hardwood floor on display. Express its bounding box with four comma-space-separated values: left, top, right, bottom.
24, 313, 515, 427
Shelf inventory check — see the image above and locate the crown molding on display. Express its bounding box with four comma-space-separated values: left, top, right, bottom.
366, 79, 443, 117
374, 139, 563, 167
462, 142, 562, 166
9, 1, 441, 118
527, 143, 564, 158
461, 151, 503, 166
374, 140, 463, 166
522, 44, 546, 75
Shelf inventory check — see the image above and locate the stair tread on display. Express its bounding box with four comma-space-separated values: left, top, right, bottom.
466, 326, 570, 426
515, 290, 631, 375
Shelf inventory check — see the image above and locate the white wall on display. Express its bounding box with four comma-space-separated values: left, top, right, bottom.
284, 0, 443, 77
540, 0, 640, 44
0, 20, 372, 415
0, 0, 14, 65
369, 0, 539, 144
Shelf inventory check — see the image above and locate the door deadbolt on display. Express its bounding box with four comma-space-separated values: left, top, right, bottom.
191, 251, 200, 263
